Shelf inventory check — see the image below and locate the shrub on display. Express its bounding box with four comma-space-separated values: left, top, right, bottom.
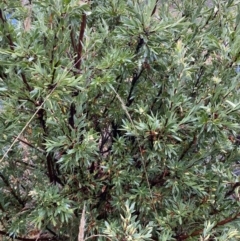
1, 0, 240, 240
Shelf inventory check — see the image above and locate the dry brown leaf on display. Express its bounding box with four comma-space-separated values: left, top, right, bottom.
79, 0, 87, 6
21, 0, 32, 31
24, 5, 32, 31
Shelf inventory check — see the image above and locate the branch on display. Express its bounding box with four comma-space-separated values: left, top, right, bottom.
36, 100, 56, 184
0, 172, 24, 206
20, 71, 33, 92
75, 13, 87, 70
135, 37, 144, 53
178, 212, 240, 240
194, 66, 204, 88
68, 102, 76, 129
151, 0, 159, 16
225, 182, 240, 198
46, 154, 55, 184
149, 85, 163, 112
126, 68, 144, 107
36, 98, 47, 133
178, 134, 197, 162
78, 203, 86, 241
0, 230, 57, 241
0, 10, 32, 91
14, 159, 37, 169
70, 28, 77, 52
0, 9, 14, 50
150, 168, 170, 187
102, 75, 123, 116
14, 135, 45, 153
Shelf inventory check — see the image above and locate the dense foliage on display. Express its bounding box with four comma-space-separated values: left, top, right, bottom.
1, 0, 240, 240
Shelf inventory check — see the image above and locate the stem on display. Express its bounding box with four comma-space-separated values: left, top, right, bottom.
126, 68, 144, 107
0, 230, 58, 241
76, 13, 87, 70
178, 212, 240, 240
0, 173, 24, 206
151, 0, 159, 16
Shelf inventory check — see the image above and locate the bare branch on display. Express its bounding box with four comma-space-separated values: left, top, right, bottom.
76, 13, 87, 70
78, 203, 86, 241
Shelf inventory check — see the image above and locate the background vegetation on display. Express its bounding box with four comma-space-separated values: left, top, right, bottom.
1, 0, 240, 240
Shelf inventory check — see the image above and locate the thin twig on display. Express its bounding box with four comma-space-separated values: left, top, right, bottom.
14, 135, 45, 153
